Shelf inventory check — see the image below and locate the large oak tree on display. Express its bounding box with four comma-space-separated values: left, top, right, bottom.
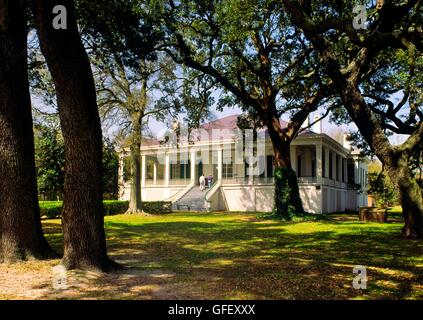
31, 0, 119, 269
0, 0, 54, 262
284, 0, 422, 237
146, 0, 336, 218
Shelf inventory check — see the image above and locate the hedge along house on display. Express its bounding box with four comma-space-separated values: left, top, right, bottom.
118, 114, 369, 213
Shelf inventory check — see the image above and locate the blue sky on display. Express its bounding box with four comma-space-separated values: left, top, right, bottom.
32, 90, 409, 147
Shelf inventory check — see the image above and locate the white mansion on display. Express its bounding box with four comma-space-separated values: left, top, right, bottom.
118, 114, 368, 213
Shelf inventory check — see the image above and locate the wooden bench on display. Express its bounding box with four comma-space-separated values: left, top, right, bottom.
359, 207, 388, 222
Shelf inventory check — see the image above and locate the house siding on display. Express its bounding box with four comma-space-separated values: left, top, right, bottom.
118, 116, 368, 214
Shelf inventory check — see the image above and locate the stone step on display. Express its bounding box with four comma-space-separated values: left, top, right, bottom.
173, 186, 209, 211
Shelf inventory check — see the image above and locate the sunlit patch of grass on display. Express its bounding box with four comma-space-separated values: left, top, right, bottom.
388, 206, 403, 214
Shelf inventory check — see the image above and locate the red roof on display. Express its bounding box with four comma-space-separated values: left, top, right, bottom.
200, 114, 289, 132
200, 114, 240, 131
142, 137, 161, 146
144, 114, 314, 147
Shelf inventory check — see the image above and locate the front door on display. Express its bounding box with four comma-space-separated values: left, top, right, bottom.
197, 161, 203, 185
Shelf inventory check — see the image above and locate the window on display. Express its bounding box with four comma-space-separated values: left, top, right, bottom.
347, 159, 355, 183
170, 163, 179, 179
222, 162, 233, 179
198, 161, 203, 177
146, 158, 155, 179
329, 151, 333, 179
170, 162, 190, 179
185, 161, 191, 179
244, 156, 266, 178
157, 162, 164, 179
266, 155, 274, 178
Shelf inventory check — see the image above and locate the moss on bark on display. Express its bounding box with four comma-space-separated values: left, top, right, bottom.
273, 167, 304, 220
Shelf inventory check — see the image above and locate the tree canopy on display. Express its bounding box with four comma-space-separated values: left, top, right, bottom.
283, 0, 422, 237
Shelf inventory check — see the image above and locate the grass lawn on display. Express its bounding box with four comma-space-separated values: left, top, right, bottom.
0, 211, 421, 300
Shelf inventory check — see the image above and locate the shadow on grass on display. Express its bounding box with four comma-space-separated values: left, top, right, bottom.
39, 213, 422, 300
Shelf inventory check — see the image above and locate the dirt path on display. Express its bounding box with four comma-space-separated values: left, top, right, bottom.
0, 260, 185, 300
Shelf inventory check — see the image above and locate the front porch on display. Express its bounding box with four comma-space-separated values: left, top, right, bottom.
119, 133, 367, 213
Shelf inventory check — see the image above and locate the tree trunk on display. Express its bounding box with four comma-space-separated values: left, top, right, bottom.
385, 154, 423, 238
127, 112, 144, 214
0, 0, 55, 263
341, 92, 423, 238
337, 66, 422, 238
266, 116, 304, 219
345, 93, 423, 238
126, 77, 147, 214
32, 0, 119, 270
308, 42, 423, 238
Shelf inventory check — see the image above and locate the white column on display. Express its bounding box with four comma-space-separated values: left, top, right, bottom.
141, 155, 146, 187
118, 154, 124, 185
316, 144, 323, 184
290, 145, 297, 173
153, 161, 157, 185
190, 149, 196, 184
165, 153, 170, 187
217, 149, 223, 181
118, 154, 125, 200
248, 154, 254, 185
317, 145, 324, 214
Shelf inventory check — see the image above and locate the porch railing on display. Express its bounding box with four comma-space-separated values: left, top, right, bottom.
322, 178, 348, 188
222, 176, 318, 185
145, 179, 165, 187
297, 176, 317, 184
145, 178, 193, 187
145, 176, 349, 188
169, 178, 191, 186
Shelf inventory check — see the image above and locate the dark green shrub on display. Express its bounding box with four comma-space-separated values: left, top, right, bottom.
40, 200, 130, 218
39, 201, 63, 219
103, 200, 129, 215
143, 201, 173, 214
39, 200, 172, 219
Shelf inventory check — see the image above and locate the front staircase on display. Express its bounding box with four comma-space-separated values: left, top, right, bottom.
172, 186, 207, 211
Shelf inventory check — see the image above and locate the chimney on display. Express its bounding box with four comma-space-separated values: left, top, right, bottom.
312, 115, 322, 134
300, 115, 310, 130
